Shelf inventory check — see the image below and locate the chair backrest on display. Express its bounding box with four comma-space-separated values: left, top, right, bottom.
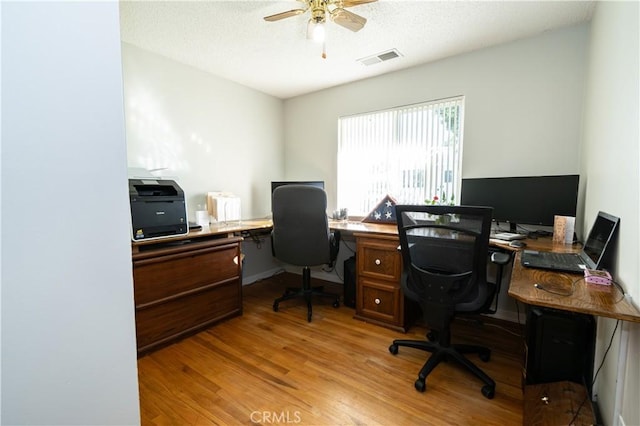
272, 185, 332, 267
395, 205, 494, 329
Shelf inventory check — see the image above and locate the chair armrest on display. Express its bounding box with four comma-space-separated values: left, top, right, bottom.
490, 251, 511, 266
328, 230, 341, 267
484, 251, 512, 315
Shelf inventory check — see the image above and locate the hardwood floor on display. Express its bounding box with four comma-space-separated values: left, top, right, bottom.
138, 272, 525, 425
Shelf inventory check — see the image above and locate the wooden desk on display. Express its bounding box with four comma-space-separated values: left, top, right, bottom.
330, 220, 398, 236
131, 219, 273, 253
236, 221, 640, 323
506, 238, 640, 426
508, 245, 640, 323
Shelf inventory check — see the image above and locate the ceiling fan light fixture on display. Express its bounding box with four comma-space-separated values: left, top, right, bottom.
307, 19, 326, 43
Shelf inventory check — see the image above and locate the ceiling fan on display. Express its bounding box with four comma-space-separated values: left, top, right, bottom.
264, 0, 378, 37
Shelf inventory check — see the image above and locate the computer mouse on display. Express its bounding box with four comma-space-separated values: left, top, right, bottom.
509, 240, 526, 248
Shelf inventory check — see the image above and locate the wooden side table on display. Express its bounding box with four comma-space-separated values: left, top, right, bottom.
523, 381, 595, 425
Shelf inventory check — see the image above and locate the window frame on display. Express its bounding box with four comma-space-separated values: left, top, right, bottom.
337, 96, 465, 216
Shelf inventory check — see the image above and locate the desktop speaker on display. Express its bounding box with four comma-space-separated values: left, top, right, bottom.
524, 306, 595, 393
343, 256, 356, 308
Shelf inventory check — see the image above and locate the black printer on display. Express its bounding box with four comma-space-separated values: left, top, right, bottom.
129, 179, 188, 241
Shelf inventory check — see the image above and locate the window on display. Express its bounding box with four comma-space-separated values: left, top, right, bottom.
337, 96, 464, 216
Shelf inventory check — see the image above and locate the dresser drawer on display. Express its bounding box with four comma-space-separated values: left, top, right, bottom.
357, 236, 401, 282
353, 233, 416, 332
135, 280, 241, 353
134, 243, 241, 306
358, 278, 401, 324
132, 235, 243, 356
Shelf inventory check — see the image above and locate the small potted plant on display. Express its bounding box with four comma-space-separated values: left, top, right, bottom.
426, 191, 457, 224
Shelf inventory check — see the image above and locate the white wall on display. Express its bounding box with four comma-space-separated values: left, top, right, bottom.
282, 25, 590, 320
581, 2, 639, 425
284, 24, 589, 213
122, 43, 285, 221
1, 2, 140, 424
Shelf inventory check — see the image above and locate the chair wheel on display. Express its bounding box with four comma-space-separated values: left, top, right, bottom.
427, 331, 438, 342
388, 344, 398, 355
332, 300, 340, 308
414, 379, 426, 392
273, 302, 279, 312
479, 349, 491, 362
481, 385, 495, 399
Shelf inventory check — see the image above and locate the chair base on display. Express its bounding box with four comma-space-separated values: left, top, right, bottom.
389, 338, 496, 399
273, 267, 340, 322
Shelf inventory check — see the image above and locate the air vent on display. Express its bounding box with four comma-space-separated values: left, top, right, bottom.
357, 48, 402, 66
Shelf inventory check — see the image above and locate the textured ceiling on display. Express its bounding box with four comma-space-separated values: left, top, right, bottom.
119, 0, 595, 99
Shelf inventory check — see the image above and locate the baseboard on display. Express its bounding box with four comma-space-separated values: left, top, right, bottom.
272, 267, 343, 285
618, 414, 626, 426
488, 309, 522, 324
310, 269, 343, 285
242, 267, 284, 285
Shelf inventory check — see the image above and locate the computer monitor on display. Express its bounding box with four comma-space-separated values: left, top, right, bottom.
270, 181, 325, 210
460, 175, 579, 233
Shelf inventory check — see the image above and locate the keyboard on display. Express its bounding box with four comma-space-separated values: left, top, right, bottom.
540, 252, 582, 267
521, 250, 585, 273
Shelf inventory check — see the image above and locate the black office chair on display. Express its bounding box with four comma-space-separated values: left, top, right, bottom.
271, 185, 341, 322
389, 205, 510, 399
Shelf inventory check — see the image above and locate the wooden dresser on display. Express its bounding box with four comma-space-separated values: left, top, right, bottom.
353, 232, 415, 332
132, 231, 243, 356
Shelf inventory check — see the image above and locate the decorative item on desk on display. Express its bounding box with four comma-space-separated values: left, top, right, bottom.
426, 191, 455, 206
553, 215, 575, 244
426, 191, 457, 224
362, 194, 397, 223
584, 269, 612, 286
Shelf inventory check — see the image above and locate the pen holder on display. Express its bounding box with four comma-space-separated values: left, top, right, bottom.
332, 208, 348, 221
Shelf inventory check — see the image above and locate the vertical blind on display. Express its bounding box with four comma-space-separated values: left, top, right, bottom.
337, 96, 464, 216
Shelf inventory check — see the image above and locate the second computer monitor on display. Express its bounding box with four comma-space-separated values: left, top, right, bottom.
460, 174, 579, 232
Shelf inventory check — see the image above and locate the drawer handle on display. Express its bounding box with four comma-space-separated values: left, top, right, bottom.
375, 259, 381, 265
374, 298, 381, 305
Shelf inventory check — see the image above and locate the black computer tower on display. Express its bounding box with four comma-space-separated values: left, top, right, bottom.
524, 306, 595, 393
343, 256, 356, 308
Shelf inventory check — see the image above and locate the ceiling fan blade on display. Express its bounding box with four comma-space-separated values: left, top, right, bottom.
264, 9, 306, 22
331, 8, 366, 32
339, 0, 378, 8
